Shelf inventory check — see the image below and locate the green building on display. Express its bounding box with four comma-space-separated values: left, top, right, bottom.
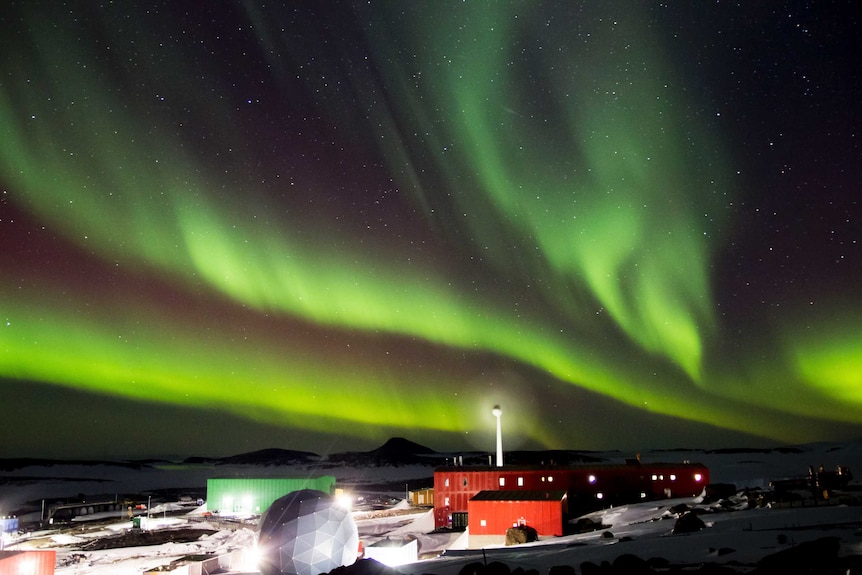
206, 476, 336, 515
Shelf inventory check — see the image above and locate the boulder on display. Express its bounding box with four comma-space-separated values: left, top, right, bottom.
505, 525, 539, 546
672, 511, 705, 534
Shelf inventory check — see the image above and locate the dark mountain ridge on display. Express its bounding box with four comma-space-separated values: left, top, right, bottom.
2, 438, 839, 470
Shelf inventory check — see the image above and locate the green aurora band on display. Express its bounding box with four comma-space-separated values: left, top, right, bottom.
1, 3, 859, 449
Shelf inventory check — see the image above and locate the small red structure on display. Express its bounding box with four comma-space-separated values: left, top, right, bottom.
0, 550, 57, 575
468, 490, 567, 536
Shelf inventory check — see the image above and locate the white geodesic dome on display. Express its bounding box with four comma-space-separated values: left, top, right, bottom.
257, 489, 358, 575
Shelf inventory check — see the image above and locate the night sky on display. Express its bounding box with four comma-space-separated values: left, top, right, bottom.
1, 2, 860, 459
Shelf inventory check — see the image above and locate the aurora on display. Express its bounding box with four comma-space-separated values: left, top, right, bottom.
1, 1, 859, 458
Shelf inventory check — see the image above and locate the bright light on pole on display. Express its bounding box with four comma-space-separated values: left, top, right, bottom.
492, 405, 503, 467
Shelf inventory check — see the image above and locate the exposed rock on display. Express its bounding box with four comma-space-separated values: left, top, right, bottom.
506, 525, 539, 545
704, 483, 738, 501
669, 503, 690, 514
672, 511, 705, 534
612, 553, 652, 574
572, 517, 605, 533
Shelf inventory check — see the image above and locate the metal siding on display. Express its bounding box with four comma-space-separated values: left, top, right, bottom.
434, 463, 708, 528
468, 499, 562, 536
0, 550, 56, 574
207, 476, 335, 514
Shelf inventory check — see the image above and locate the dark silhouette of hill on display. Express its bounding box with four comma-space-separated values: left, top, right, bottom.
705, 446, 804, 455
499, 449, 607, 465
0, 458, 151, 472
327, 437, 442, 467
182, 448, 321, 466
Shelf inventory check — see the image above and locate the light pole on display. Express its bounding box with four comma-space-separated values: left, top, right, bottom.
492, 405, 503, 467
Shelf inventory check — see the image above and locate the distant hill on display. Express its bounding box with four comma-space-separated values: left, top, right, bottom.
327, 437, 442, 467
0, 458, 151, 472
182, 448, 321, 466
499, 449, 607, 465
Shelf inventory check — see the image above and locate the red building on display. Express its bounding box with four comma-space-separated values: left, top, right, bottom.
434, 460, 709, 534
468, 490, 567, 536
0, 550, 56, 575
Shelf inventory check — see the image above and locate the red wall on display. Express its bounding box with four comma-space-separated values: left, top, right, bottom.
0, 550, 56, 574
434, 463, 709, 529
468, 499, 563, 536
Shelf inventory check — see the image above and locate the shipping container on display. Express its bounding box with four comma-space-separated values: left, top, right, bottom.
206, 476, 335, 515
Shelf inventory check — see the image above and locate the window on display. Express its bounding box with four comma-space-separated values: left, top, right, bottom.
588, 474, 597, 484
480, 519, 487, 527
596, 492, 604, 500
694, 473, 703, 482
670, 474, 677, 481
548, 476, 554, 483
463, 478, 468, 487
651, 474, 658, 481
444, 478, 450, 487
517, 477, 524, 487
499, 477, 506, 487
444, 497, 450, 506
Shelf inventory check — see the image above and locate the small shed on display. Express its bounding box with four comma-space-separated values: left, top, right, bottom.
0, 516, 18, 533
408, 487, 434, 506
467, 490, 567, 537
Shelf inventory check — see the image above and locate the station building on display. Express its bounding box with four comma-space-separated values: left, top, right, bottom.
433, 460, 709, 536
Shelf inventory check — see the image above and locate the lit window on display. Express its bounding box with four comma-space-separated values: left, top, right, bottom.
548, 476, 553, 483
659, 475, 664, 480
694, 473, 703, 482
499, 477, 506, 487
670, 474, 676, 481
640, 492, 647, 499
444, 478, 450, 487
444, 497, 450, 506
518, 477, 524, 487
480, 520, 487, 527
588, 474, 597, 484
541, 476, 546, 482
651, 474, 658, 481
596, 492, 604, 500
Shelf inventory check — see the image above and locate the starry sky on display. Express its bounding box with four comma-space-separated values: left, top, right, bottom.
1, 1, 860, 459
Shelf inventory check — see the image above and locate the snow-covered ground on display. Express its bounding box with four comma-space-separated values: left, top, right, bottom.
2, 441, 862, 574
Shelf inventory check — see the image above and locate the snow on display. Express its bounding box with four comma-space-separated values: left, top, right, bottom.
2, 441, 862, 573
